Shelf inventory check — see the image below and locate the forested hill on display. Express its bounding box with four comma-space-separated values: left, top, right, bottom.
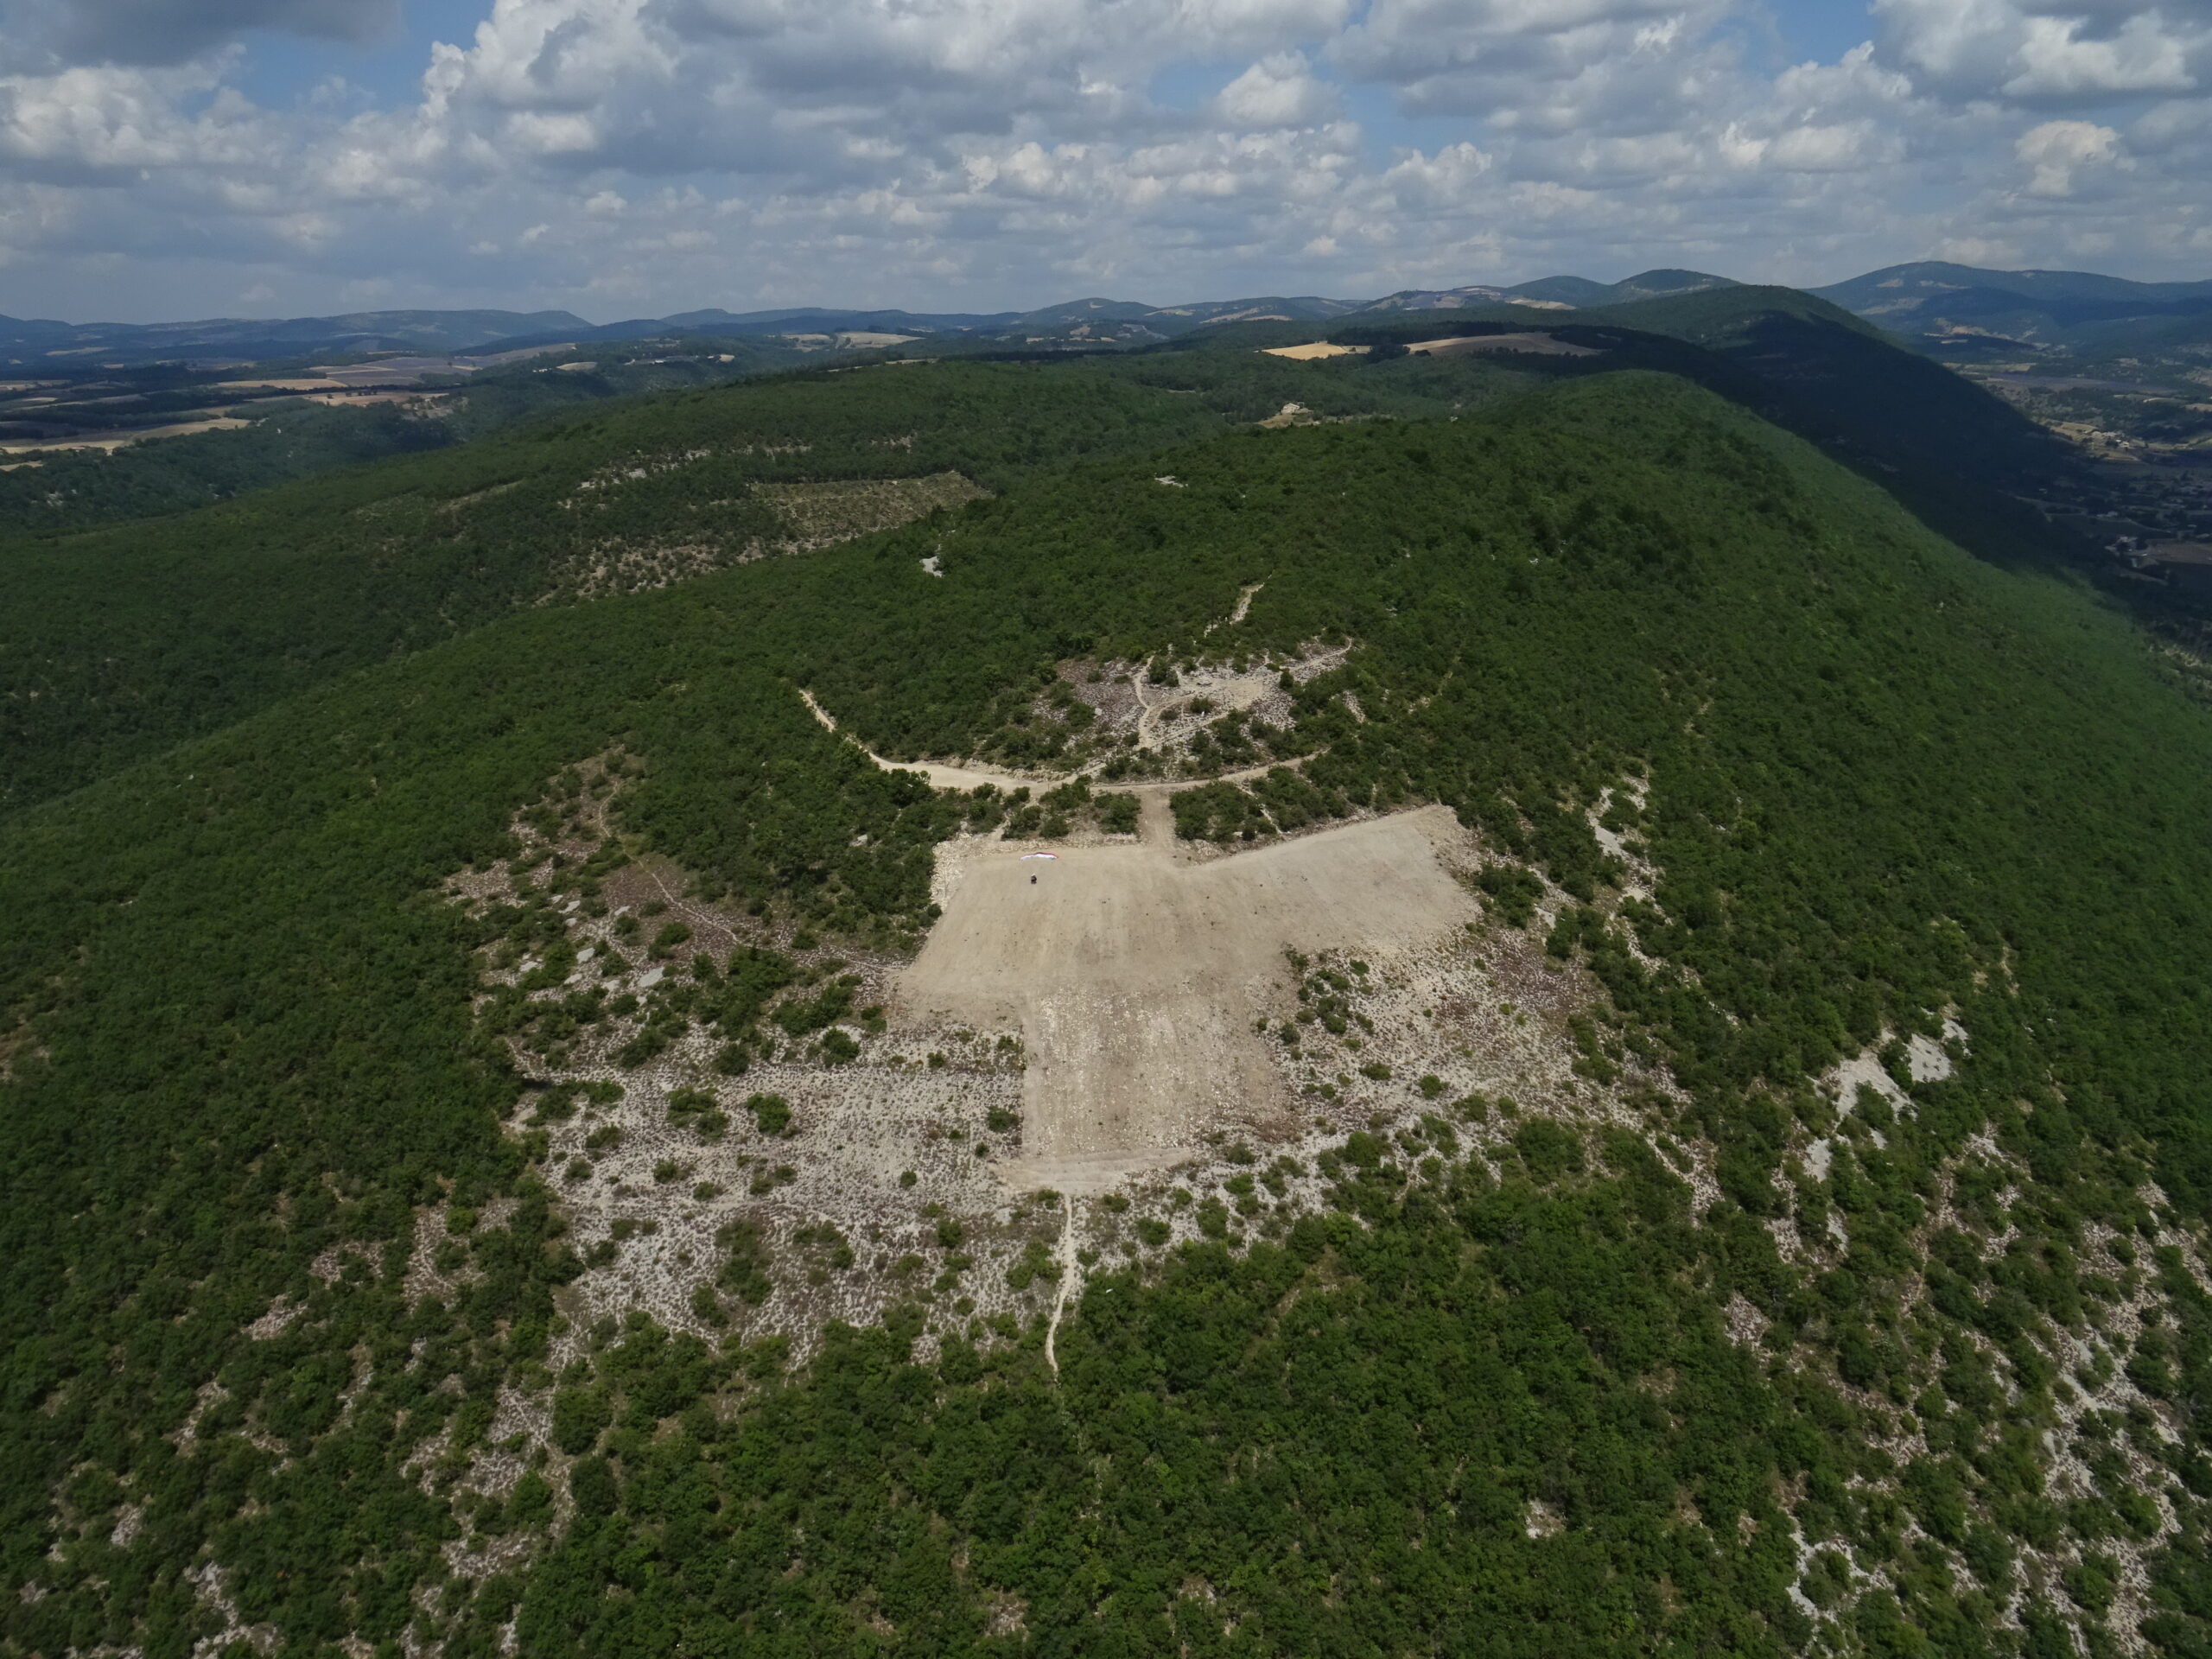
1584, 288, 2075, 545
0, 296, 2078, 818
3, 369, 2210, 1657
1327, 286, 2082, 574
0, 347, 1526, 812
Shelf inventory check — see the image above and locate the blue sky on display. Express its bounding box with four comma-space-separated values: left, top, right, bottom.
239, 1, 1882, 129
2, 0, 2207, 321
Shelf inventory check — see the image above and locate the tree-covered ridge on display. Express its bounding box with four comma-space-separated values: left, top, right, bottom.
0, 289, 2087, 823
0, 351, 1510, 814
0, 399, 458, 533
0, 334, 855, 541
1265, 284, 2090, 589
784, 377, 2206, 1196
3, 372, 2210, 1655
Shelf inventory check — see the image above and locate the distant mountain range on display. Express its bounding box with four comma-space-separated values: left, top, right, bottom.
5, 260, 2204, 368
0, 271, 1745, 365
451, 270, 1751, 353
1808, 262, 2212, 362
0, 308, 590, 367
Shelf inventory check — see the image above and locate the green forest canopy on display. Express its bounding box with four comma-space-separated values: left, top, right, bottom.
0, 349, 1528, 812
2, 368, 2209, 1656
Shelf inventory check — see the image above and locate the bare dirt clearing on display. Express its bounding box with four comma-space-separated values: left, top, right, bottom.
1260, 342, 1370, 360
1121, 648, 1339, 753
899, 807, 1479, 1191
445, 749, 1654, 1376
798, 668, 1465, 1192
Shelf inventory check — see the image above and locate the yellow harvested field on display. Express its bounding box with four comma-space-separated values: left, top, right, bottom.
213, 377, 348, 391
279, 391, 444, 409
0, 417, 251, 455
1261, 341, 1370, 360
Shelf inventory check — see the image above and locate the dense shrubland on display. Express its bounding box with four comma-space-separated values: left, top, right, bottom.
0, 398, 456, 532
3, 367, 2210, 1655
0, 352, 1502, 812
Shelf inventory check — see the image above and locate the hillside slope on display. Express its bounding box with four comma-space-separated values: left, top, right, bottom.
1586, 286, 2064, 480
1318, 288, 2086, 576
3, 373, 2209, 1658
1813, 262, 2212, 364
1815, 262, 2212, 314
1560, 288, 2088, 572
0, 352, 1507, 813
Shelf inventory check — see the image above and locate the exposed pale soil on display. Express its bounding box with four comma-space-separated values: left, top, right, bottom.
402, 721, 2212, 1659
902, 806, 1478, 1190
1064, 642, 1347, 768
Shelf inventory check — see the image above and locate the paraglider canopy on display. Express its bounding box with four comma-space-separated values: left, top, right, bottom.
1020, 853, 1058, 860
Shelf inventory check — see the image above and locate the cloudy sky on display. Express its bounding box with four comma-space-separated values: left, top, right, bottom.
1, 0, 2207, 322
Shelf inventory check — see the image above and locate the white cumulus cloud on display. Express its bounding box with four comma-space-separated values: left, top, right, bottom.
2015, 116, 2124, 194
0, 0, 2206, 319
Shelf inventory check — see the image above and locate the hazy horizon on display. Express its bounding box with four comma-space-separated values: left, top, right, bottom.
14, 256, 2210, 334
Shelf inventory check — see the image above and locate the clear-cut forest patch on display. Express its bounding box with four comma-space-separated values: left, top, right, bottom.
902, 806, 1478, 1184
